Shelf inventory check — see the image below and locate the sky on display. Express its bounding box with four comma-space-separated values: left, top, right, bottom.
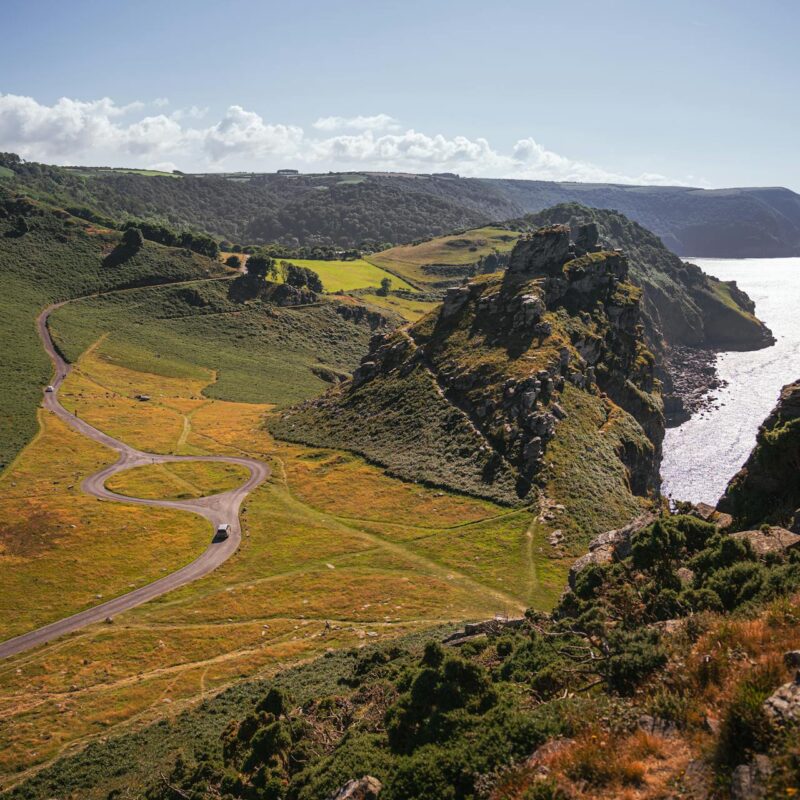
1, 0, 798, 189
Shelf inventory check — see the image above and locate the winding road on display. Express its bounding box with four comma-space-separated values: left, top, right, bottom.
0, 302, 270, 660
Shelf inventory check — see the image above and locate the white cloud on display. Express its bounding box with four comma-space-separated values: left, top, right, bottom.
313, 113, 400, 132
0, 92, 690, 185
153, 97, 170, 108
202, 105, 303, 162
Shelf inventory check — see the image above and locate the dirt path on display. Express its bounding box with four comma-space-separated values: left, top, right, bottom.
0, 303, 270, 660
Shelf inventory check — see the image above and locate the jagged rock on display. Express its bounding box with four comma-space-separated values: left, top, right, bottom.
569, 515, 658, 589
763, 670, 800, 725
507, 225, 571, 275
327, 776, 382, 800
730, 755, 773, 800
441, 286, 471, 319
720, 379, 800, 527
573, 221, 600, 254
730, 527, 800, 558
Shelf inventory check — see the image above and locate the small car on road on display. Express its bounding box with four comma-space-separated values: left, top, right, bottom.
45, 385, 55, 393
214, 523, 231, 542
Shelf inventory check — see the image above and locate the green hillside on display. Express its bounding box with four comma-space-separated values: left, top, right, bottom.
0, 191, 229, 471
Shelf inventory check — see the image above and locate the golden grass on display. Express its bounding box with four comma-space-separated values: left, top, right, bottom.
106, 461, 251, 500
0, 341, 564, 781
0, 411, 210, 640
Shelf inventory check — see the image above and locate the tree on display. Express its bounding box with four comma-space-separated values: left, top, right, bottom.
122, 227, 144, 250
378, 277, 392, 296
246, 254, 276, 281
225, 255, 241, 268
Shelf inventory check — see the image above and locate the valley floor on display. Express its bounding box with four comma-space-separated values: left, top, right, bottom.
0, 290, 569, 786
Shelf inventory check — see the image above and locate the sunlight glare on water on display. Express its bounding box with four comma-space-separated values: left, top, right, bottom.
661, 258, 800, 505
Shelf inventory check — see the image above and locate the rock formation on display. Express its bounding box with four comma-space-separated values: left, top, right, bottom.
719, 379, 800, 527
272, 223, 664, 522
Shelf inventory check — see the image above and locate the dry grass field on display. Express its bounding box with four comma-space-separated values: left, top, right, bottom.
0, 336, 570, 785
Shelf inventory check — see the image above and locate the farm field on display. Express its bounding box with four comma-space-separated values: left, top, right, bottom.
0, 309, 569, 785
277, 257, 415, 293
367, 225, 522, 286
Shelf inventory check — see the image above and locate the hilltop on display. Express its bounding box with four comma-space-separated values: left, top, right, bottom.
272, 223, 663, 540
3, 153, 800, 256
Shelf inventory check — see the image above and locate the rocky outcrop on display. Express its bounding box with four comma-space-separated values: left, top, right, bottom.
517, 205, 774, 425
719, 379, 800, 527
272, 223, 664, 513
730, 527, 800, 558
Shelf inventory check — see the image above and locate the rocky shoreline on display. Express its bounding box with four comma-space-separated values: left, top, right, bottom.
663, 345, 727, 427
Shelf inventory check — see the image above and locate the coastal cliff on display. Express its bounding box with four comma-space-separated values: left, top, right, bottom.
272, 223, 663, 537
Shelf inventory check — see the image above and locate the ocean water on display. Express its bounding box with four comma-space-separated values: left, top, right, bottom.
661, 258, 800, 505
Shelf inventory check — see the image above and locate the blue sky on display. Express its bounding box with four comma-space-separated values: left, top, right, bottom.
2, 0, 798, 189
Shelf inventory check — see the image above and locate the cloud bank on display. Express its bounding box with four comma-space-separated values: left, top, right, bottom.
0, 93, 684, 185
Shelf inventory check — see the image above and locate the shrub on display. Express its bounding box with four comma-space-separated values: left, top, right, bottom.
715, 662, 782, 768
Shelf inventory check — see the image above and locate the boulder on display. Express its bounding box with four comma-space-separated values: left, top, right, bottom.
327, 776, 382, 800
587, 512, 657, 560
730, 754, 772, 800
763, 670, 800, 725
730, 527, 800, 558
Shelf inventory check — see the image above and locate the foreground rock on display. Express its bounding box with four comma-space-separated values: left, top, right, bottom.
719, 379, 800, 527
763, 670, 800, 726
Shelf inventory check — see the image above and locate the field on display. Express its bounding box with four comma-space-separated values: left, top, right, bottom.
106, 461, 252, 500
367, 226, 521, 286
278, 257, 415, 293
0, 291, 568, 786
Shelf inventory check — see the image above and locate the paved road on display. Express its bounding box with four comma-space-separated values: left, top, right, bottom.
0, 303, 270, 660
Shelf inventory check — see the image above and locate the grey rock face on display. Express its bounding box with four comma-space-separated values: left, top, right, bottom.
507, 225, 571, 275
441, 286, 471, 319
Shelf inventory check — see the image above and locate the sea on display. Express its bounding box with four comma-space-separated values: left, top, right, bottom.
661, 257, 800, 505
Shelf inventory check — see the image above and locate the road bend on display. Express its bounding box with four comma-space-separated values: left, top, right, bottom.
0, 303, 270, 659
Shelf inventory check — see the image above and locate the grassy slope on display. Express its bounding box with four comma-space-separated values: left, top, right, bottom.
367, 226, 521, 286
0, 196, 228, 471
49, 280, 379, 406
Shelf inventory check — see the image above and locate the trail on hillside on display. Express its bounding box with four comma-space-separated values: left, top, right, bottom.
0, 300, 270, 660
